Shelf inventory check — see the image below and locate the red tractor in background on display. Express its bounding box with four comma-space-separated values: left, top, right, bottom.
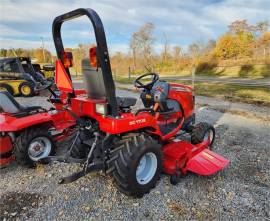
0, 8, 229, 197
0, 86, 78, 167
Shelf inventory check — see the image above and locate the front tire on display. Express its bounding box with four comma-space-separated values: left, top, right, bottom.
108, 134, 162, 198
19, 82, 35, 97
191, 122, 215, 148
15, 127, 55, 167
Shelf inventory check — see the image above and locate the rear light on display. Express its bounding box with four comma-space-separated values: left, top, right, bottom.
95, 103, 107, 115
89, 47, 98, 68
62, 52, 73, 68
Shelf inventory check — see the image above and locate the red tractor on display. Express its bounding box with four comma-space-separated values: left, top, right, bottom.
0, 87, 78, 167
1, 8, 229, 198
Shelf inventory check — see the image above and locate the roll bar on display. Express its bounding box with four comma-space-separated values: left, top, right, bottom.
52, 8, 118, 117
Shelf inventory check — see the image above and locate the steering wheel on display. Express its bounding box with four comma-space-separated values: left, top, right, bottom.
134, 73, 159, 90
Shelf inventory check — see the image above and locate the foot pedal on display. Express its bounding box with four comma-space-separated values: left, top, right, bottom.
186, 149, 229, 176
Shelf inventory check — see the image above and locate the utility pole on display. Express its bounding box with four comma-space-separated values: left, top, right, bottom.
40, 37, 46, 63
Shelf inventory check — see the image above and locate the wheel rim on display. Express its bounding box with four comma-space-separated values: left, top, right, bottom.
28, 137, 52, 161
21, 85, 31, 95
136, 152, 157, 185
203, 130, 214, 144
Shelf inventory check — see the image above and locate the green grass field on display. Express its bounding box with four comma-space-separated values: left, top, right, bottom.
117, 64, 270, 79
115, 76, 270, 106
194, 64, 270, 79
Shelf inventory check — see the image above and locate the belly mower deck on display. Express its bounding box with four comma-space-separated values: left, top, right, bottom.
162, 139, 229, 178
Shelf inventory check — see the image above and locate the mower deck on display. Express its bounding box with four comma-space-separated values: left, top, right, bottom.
162, 139, 229, 176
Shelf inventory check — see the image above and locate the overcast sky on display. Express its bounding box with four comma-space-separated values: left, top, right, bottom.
0, 0, 269, 55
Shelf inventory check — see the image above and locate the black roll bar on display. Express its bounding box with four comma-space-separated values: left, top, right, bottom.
52, 8, 118, 117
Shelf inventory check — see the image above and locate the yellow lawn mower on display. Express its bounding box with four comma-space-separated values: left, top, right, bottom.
0, 57, 52, 97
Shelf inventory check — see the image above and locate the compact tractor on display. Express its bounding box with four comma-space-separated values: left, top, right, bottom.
0, 8, 229, 197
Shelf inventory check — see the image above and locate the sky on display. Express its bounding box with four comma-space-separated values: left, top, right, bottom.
0, 0, 269, 55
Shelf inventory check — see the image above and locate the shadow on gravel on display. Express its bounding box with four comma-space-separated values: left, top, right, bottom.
0, 192, 45, 220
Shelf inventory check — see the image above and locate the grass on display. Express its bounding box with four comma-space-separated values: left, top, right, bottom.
115, 76, 270, 106
192, 82, 270, 106
118, 64, 270, 79
194, 64, 270, 79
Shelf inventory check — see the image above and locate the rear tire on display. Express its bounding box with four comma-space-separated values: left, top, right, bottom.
0, 83, 14, 95
108, 134, 162, 197
19, 82, 35, 97
15, 127, 55, 167
191, 122, 215, 148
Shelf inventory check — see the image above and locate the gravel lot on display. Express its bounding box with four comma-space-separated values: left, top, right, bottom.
1, 90, 269, 221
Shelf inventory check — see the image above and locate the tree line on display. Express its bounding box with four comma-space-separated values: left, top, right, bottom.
0, 48, 53, 63
112, 20, 270, 75
1, 20, 269, 75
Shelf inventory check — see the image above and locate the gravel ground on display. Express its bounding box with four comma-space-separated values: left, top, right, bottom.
0, 90, 270, 221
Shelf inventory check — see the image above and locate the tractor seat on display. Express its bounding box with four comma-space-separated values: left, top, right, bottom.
0, 91, 42, 115
116, 97, 137, 108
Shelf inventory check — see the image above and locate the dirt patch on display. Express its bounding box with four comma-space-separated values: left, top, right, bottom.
0, 192, 45, 220
168, 201, 219, 220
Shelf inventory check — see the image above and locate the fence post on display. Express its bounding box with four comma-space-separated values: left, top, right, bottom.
128, 66, 131, 80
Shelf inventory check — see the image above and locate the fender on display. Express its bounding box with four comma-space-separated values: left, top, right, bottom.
0, 113, 53, 132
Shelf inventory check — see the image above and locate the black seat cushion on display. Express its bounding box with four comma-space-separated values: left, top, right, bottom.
0, 91, 42, 114
117, 97, 137, 108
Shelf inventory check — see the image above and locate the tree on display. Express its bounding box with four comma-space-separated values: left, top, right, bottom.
215, 20, 256, 59
130, 33, 138, 69
228, 20, 253, 35
172, 46, 182, 61
161, 33, 170, 63
188, 43, 200, 58
129, 22, 155, 70
204, 39, 216, 54
255, 21, 269, 35
0, 49, 7, 57
256, 32, 270, 58
172, 46, 182, 72
215, 33, 238, 59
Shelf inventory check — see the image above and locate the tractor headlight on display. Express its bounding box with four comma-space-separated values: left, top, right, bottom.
95, 103, 108, 115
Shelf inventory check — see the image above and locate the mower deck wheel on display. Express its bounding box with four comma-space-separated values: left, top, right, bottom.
109, 134, 162, 198
15, 127, 55, 167
191, 122, 215, 148
169, 170, 183, 185
170, 174, 179, 185
19, 82, 35, 97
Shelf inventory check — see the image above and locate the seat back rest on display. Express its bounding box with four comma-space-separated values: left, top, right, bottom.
0, 91, 21, 114
82, 58, 107, 100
